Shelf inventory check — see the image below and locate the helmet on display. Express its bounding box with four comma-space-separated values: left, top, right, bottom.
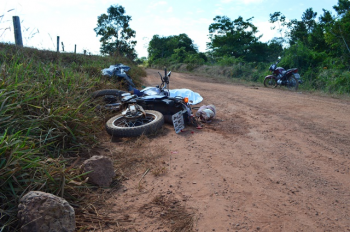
269, 64, 276, 72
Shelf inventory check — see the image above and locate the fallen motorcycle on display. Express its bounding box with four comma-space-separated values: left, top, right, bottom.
93, 69, 200, 137
264, 57, 302, 91
91, 69, 172, 111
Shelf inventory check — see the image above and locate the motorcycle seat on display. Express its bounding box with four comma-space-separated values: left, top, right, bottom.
141, 95, 168, 100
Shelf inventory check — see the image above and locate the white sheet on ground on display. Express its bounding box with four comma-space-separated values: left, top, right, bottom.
168, 89, 203, 105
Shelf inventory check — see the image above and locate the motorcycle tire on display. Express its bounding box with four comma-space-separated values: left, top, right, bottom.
286, 75, 299, 91
264, 78, 277, 88
91, 89, 127, 99
106, 110, 164, 137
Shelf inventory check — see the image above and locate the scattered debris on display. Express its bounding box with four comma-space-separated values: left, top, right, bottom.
196, 104, 216, 122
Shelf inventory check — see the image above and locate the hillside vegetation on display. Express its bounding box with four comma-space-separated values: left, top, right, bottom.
0, 43, 145, 231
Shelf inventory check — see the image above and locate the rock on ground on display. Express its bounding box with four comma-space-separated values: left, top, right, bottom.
18, 191, 75, 232
82, 155, 115, 187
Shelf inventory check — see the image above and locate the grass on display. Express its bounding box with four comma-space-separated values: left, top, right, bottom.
0, 42, 146, 231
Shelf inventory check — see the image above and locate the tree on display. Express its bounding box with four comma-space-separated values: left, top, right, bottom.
269, 12, 287, 39
94, 5, 137, 59
207, 15, 264, 62
324, 0, 350, 65
147, 33, 198, 64
302, 8, 318, 33
285, 8, 318, 46
333, 0, 350, 16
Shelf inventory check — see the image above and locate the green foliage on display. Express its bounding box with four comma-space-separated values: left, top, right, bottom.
208, 16, 257, 60
315, 69, 350, 93
324, 2, 350, 67
270, 1, 349, 69
0, 130, 87, 231
216, 56, 243, 66
207, 15, 280, 63
94, 5, 137, 59
279, 42, 326, 72
333, 0, 350, 15
147, 34, 198, 66
184, 53, 206, 65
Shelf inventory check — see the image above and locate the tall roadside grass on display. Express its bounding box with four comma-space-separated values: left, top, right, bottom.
0, 43, 146, 231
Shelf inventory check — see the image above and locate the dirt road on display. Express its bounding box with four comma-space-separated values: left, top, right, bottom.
102, 69, 350, 232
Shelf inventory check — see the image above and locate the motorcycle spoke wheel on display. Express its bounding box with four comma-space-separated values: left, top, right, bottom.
114, 116, 156, 127
106, 110, 164, 137
285, 75, 299, 91
91, 89, 127, 111
264, 78, 277, 88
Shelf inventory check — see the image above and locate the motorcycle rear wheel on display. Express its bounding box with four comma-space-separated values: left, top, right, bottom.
91, 89, 127, 100
285, 75, 299, 91
264, 78, 277, 88
106, 110, 164, 137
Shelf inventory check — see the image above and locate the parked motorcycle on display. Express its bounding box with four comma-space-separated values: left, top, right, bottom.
93, 69, 199, 137
264, 57, 302, 91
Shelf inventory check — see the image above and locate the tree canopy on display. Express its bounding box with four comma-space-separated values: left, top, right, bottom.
94, 5, 137, 59
207, 15, 281, 62
147, 33, 202, 65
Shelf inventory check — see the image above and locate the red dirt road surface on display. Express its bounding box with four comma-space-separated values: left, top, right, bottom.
101, 69, 350, 232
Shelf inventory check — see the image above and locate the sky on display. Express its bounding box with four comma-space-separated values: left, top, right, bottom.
0, 0, 339, 58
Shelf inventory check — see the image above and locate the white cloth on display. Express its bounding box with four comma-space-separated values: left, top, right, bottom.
168, 89, 203, 105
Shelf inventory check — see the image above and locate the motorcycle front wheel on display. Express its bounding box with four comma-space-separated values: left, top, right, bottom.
264, 78, 277, 88
106, 110, 164, 137
285, 75, 299, 91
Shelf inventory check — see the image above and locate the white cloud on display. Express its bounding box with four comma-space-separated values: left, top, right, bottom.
150, 1, 168, 8
254, 20, 279, 42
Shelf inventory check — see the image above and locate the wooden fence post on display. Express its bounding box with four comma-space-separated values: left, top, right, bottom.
12, 16, 23, 47
74, 45, 76, 54
61, 42, 64, 52
84, 50, 86, 55
57, 36, 60, 52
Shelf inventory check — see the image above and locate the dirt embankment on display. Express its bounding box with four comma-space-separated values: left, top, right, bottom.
93, 69, 350, 232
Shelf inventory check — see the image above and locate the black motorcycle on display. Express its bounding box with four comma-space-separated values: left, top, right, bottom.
264, 57, 302, 91
92, 69, 198, 137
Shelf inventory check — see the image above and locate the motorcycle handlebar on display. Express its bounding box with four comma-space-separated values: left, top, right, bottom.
158, 72, 164, 82
157, 69, 171, 86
